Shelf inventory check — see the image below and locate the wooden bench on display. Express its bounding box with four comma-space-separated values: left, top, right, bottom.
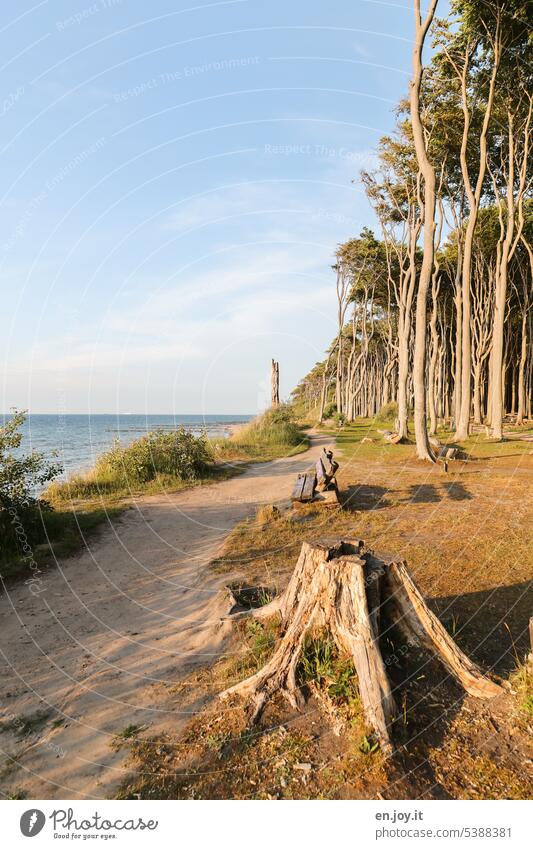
291, 470, 316, 503
291, 448, 340, 506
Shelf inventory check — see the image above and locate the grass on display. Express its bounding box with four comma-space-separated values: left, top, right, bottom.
111, 724, 146, 750
222, 617, 280, 686
0, 709, 53, 739
298, 634, 360, 709
178, 416, 533, 799
112, 625, 386, 800
46, 464, 239, 505
0, 503, 125, 581
46, 408, 309, 505
113, 724, 320, 800
2, 408, 308, 583
509, 661, 533, 729
46, 427, 219, 503
213, 406, 309, 463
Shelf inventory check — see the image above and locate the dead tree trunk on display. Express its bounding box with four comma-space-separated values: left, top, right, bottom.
220, 540, 502, 753
271, 359, 280, 407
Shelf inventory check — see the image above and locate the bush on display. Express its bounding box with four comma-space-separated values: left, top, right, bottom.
0, 410, 62, 557
322, 402, 337, 420
231, 405, 304, 448
95, 428, 213, 485
332, 411, 346, 428
50, 428, 214, 501
375, 401, 399, 423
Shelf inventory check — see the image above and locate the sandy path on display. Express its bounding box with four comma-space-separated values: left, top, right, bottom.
0, 433, 330, 800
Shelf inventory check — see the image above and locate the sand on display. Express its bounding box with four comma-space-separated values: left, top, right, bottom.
0, 433, 329, 800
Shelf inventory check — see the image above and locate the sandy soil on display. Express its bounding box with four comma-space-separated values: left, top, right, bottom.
0, 433, 330, 800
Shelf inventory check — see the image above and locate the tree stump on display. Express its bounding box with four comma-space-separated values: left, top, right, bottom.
220, 540, 502, 753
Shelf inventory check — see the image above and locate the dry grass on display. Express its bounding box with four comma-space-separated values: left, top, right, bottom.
114, 419, 533, 800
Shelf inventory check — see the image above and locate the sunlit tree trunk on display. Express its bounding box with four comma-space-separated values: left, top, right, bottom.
409, 0, 438, 461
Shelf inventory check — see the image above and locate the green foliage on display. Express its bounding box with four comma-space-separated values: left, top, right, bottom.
230, 405, 304, 448
48, 427, 214, 501
0, 410, 62, 561
111, 724, 146, 751
322, 402, 337, 420
522, 695, 533, 718
244, 619, 278, 665
0, 410, 62, 510
375, 401, 399, 423
94, 428, 213, 485
225, 618, 280, 683
359, 734, 379, 755
509, 661, 533, 727
298, 634, 359, 706
332, 411, 346, 428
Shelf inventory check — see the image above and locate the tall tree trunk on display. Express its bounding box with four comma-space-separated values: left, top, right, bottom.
409, 0, 438, 462
454, 26, 501, 441
453, 265, 463, 427
490, 97, 532, 438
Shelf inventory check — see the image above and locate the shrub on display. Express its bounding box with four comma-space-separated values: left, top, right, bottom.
375, 401, 399, 423
0, 410, 62, 557
50, 428, 214, 500
332, 411, 346, 428
231, 405, 303, 448
94, 428, 213, 485
322, 402, 337, 420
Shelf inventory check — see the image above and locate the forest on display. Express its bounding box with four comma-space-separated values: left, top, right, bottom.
294, 0, 533, 459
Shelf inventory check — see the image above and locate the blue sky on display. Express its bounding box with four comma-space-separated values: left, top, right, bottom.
1, 0, 447, 415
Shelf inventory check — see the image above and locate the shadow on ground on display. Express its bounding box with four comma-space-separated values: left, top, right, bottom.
341, 484, 392, 511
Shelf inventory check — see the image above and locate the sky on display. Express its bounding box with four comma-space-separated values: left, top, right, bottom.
0, 0, 449, 415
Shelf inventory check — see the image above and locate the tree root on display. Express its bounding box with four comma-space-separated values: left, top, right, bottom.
219, 539, 503, 752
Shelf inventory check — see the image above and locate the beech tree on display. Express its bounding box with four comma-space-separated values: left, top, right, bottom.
293, 1, 532, 443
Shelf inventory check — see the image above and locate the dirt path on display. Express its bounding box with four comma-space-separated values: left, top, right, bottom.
0, 433, 330, 800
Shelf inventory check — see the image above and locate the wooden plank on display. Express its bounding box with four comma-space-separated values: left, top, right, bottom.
291, 474, 306, 502
315, 457, 327, 487
301, 472, 316, 502
312, 488, 339, 507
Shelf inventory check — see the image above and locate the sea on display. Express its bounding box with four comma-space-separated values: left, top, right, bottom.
9, 414, 252, 478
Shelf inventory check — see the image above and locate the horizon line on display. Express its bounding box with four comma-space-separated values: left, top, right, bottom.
1, 411, 255, 417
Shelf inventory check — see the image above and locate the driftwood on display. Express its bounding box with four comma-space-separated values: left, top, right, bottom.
429, 436, 460, 460
220, 540, 502, 752
381, 430, 402, 444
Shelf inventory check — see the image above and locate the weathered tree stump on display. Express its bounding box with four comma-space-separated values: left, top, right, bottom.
220, 540, 502, 752
271, 359, 280, 407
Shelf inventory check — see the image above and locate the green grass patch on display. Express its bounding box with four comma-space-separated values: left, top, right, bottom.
0, 503, 125, 581
213, 406, 309, 462
46, 427, 219, 503
111, 724, 146, 750
509, 661, 533, 728
298, 634, 361, 712
223, 618, 280, 685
